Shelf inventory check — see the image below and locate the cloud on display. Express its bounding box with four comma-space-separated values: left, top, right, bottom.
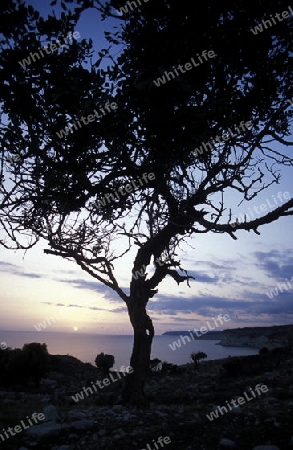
181, 257, 236, 271
0, 262, 16, 268
185, 270, 219, 283
254, 249, 293, 280
55, 277, 122, 301
110, 307, 128, 313
22, 273, 43, 279
40, 301, 124, 314
52, 269, 79, 275
0, 260, 45, 279
146, 284, 293, 323
35, 249, 293, 326
68, 304, 85, 308
147, 293, 248, 314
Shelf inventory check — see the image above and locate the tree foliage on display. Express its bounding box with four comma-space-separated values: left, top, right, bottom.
0, 343, 49, 387
95, 352, 115, 374
191, 351, 207, 366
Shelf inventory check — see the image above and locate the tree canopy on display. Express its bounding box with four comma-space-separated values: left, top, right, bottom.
0, 0, 292, 402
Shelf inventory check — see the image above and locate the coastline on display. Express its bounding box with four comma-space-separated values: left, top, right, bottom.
165, 324, 293, 351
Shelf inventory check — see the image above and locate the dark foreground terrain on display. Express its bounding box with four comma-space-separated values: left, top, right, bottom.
0, 349, 292, 450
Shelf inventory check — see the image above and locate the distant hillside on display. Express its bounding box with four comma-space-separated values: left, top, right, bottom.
219, 324, 293, 349
163, 324, 293, 349
162, 330, 223, 340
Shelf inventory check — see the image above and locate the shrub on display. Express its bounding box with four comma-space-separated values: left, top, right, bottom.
0, 347, 23, 386
0, 343, 49, 387
222, 356, 243, 376
270, 346, 291, 367
22, 343, 50, 386
149, 358, 162, 372
95, 352, 115, 374
191, 351, 207, 366
161, 361, 180, 373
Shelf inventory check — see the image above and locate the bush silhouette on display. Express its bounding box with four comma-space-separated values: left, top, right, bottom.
0, 347, 25, 386
222, 356, 243, 376
191, 351, 207, 366
149, 358, 162, 372
161, 361, 180, 373
0, 343, 49, 387
22, 343, 49, 386
95, 352, 115, 374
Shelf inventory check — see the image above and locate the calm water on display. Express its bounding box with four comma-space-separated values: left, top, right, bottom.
0, 331, 259, 369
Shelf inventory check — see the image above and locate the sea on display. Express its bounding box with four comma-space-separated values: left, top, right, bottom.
0, 331, 259, 370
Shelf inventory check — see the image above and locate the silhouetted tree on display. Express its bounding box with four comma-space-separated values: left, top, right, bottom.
0, 0, 293, 403
22, 343, 50, 386
0, 343, 49, 387
191, 351, 207, 367
95, 352, 115, 374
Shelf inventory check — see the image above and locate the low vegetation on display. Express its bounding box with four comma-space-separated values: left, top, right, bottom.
0, 343, 49, 387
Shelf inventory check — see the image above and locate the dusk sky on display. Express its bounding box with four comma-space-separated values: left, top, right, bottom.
1, 180, 292, 335
0, 1, 292, 336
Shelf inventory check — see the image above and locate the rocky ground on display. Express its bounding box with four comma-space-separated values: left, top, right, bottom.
0, 350, 293, 450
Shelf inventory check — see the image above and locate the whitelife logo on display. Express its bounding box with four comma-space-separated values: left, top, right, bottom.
250, 5, 293, 35
56, 101, 118, 139
71, 366, 133, 403
192, 120, 252, 158
95, 172, 155, 210
169, 314, 231, 351
18, 31, 81, 69
231, 191, 291, 227
153, 50, 216, 87
34, 310, 69, 331
266, 275, 293, 299
0, 412, 45, 443
118, 0, 150, 15
206, 384, 268, 421
132, 256, 164, 280
141, 436, 171, 450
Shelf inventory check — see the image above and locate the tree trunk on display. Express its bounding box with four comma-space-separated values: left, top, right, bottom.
122, 291, 154, 405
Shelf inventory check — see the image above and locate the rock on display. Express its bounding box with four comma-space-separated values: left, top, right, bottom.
26, 422, 68, 439
156, 411, 168, 418
71, 419, 95, 430
43, 404, 59, 422
231, 406, 243, 414
112, 405, 123, 411
122, 413, 132, 421
117, 429, 127, 437
67, 410, 87, 420
252, 446, 280, 450
40, 378, 57, 387
220, 438, 236, 448
56, 446, 72, 450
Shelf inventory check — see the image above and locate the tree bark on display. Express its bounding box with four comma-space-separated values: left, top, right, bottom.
122, 290, 154, 405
